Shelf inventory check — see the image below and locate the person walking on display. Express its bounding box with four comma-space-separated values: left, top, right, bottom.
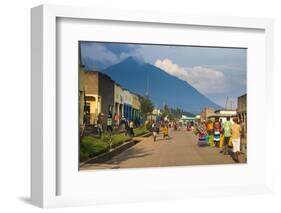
129, 120, 134, 137
173, 121, 177, 131
162, 123, 169, 140
97, 113, 104, 137
221, 117, 232, 155
207, 119, 214, 147
120, 116, 126, 132
213, 119, 221, 148
106, 110, 113, 135
231, 117, 241, 162
197, 121, 208, 146
207, 119, 214, 135
125, 119, 130, 136
152, 122, 158, 142
113, 113, 119, 128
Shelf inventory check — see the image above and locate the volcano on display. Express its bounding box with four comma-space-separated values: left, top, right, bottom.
101, 57, 221, 114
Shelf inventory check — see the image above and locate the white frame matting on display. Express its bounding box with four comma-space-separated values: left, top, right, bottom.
31, 4, 274, 208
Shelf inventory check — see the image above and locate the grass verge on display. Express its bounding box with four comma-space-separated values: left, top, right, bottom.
80, 126, 149, 162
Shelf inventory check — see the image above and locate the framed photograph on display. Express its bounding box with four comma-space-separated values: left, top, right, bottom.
78, 41, 247, 170
31, 4, 274, 208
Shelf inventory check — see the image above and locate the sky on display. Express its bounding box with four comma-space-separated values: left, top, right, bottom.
80, 41, 246, 108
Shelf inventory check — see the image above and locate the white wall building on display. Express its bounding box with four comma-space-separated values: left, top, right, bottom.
114, 84, 125, 118
208, 109, 237, 123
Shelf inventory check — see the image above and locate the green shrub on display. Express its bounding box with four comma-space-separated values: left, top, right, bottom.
80, 136, 109, 160
111, 134, 130, 148
80, 133, 132, 161
80, 127, 149, 162
134, 126, 149, 136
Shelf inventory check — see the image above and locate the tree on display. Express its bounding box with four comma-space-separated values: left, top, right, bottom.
175, 107, 183, 119
161, 105, 183, 121
168, 113, 175, 121
140, 96, 154, 118
161, 104, 170, 120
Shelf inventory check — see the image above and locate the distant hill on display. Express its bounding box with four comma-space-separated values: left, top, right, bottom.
102, 57, 221, 114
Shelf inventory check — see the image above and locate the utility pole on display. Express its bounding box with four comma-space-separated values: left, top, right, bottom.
225, 96, 229, 109
145, 71, 149, 97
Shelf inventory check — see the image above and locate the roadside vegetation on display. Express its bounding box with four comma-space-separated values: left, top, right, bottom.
80, 126, 149, 162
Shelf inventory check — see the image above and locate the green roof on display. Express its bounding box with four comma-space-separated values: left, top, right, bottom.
180, 115, 196, 120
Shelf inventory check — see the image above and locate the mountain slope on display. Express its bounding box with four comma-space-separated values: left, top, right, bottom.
102, 57, 221, 114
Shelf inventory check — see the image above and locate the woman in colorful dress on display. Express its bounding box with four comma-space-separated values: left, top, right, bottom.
197, 121, 209, 146
206, 119, 214, 147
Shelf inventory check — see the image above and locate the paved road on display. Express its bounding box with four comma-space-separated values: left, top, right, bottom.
80, 129, 237, 170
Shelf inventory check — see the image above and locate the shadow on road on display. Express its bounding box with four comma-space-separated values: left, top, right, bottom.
107, 147, 153, 164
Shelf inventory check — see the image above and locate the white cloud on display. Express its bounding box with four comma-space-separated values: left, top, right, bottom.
82, 43, 120, 66
154, 58, 226, 94
81, 43, 143, 70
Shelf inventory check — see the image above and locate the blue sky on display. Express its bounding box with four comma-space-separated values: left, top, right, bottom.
80, 42, 246, 108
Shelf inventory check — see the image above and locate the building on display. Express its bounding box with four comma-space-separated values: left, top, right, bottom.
147, 108, 162, 122
208, 109, 237, 123
200, 107, 215, 122
132, 93, 141, 121
113, 85, 141, 123
79, 66, 86, 130
179, 115, 196, 125
96, 72, 115, 127
123, 89, 133, 120
80, 69, 100, 126
114, 84, 125, 121
237, 94, 247, 135
79, 70, 114, 127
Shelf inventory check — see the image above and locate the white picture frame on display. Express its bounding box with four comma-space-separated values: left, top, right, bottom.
31, 4, 274, 208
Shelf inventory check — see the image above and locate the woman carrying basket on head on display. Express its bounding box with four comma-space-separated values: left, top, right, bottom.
197, 121, 209, 147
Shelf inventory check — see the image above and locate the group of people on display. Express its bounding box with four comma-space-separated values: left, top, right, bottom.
173, 121, 182, 131
121, 117, 135, 137
151, 121, 169, 142
196, 116, 245, 162
97, 111, 245, 162
96, 111, 135, 137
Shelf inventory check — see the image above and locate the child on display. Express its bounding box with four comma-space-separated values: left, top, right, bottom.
213, 120, 221, 148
